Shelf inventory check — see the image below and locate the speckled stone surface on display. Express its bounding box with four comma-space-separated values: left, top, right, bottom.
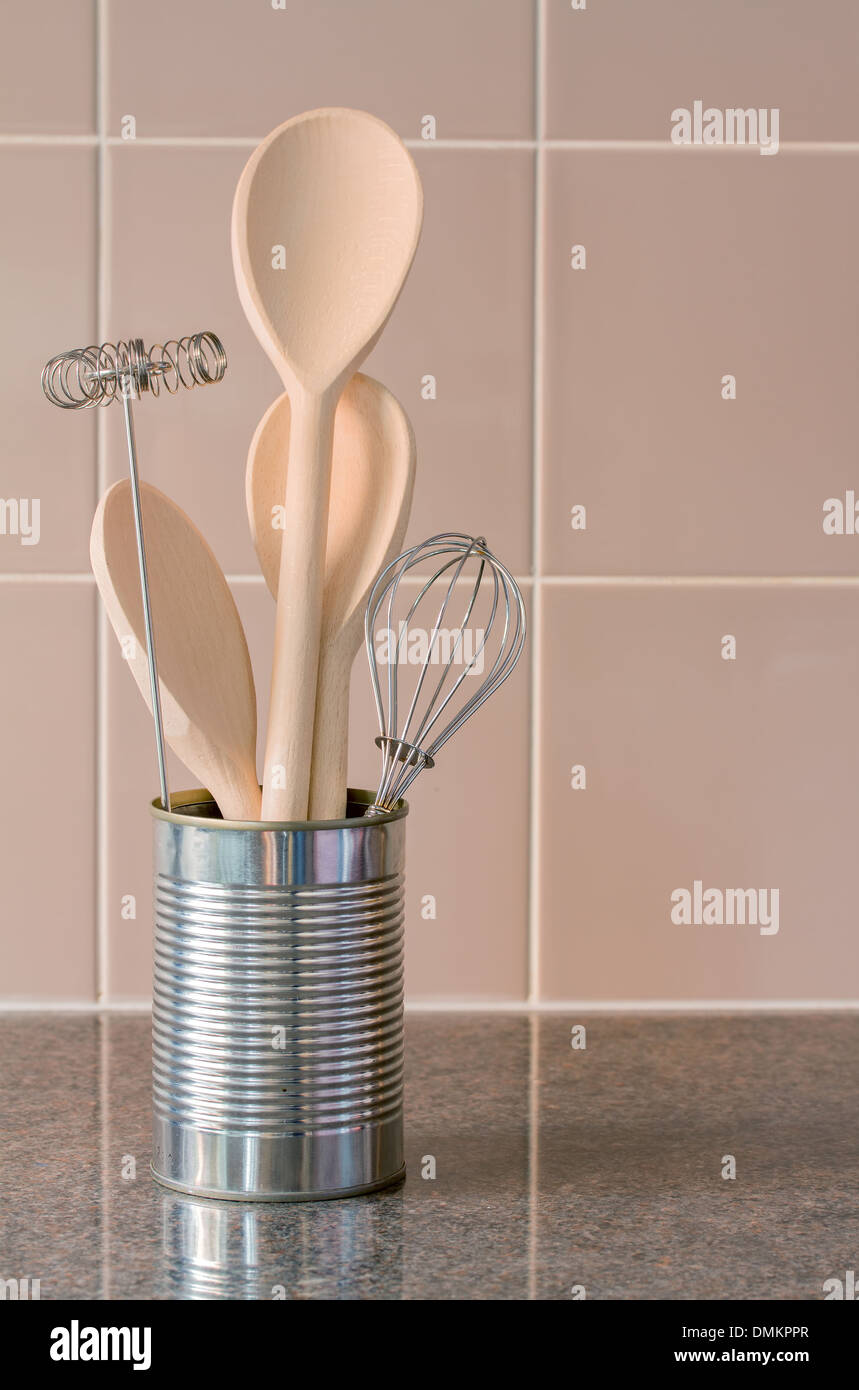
1, 1012, 857, 1299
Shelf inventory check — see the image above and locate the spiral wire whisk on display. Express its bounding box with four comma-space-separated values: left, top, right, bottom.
364, 532, 526, 814
41, 331, 228, 811
41, 332, 226, 410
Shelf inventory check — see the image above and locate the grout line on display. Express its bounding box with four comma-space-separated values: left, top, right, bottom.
522, 2, 547, 1011
2, 998, 858, 1014
95, 0, 109, 1004
406, 138, 534, 150
525, 0, 546, 1304
5, 571, 859, 587
3, 133, 859, 154
0, 573, 96, 583
102, 135, 538, 151
406, 999, 859, 1013
104, 135, 259, 148
228, 571, 538, 587
537, 574, 859, 587
0, 134, 100, 145
527, 0, 547, 1010
232, 572, 537, 586
0, 1000, 152, 1013
98, 1014, 112, 1298
7, 571, 859, 587
544, 140, 859, 153
527, 1012, 539, 1301
539, 139, 859, 155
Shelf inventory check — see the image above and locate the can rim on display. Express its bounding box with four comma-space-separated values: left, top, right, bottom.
149, 787, 408, 831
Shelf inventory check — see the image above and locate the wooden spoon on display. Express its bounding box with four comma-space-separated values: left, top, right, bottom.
91, 480, 262, 821
232, 107, 423, 819
247, 373, 415, 820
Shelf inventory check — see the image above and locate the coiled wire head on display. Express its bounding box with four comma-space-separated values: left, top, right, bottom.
365, 533, 526, 814
41, 331, 226, 409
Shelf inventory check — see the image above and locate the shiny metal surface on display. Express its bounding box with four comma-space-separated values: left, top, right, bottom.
40, 332, 227, 408
364, 532, 526, 813
158, 1187, 405, 1299
151, 789, 407, 1201
121, 385, 171, 812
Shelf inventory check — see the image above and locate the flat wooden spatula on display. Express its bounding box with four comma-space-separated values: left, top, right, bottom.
91, 480, 262, 821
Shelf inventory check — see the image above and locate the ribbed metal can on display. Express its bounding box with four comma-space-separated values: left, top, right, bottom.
149, 788, 407, 1201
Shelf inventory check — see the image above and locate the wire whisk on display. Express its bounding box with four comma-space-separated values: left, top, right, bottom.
41, 332, 226, 410
364, 532, 526, 815
41, 330, 228, 811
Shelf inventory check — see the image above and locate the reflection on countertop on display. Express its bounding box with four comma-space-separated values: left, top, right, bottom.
1, 1012, 858, 1300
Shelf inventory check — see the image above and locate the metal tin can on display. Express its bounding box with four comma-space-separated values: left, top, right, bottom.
150, 788, 407, 1201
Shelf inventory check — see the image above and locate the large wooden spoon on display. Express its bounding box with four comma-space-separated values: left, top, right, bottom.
247, 373, 415, 820
232, 107, 423, 819
91, 480, 262, 821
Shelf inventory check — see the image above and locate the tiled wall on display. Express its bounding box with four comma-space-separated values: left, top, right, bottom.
1, 1, 858, 1006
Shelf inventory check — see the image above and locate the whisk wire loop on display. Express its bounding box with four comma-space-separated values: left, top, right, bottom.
365, 532, 526, 815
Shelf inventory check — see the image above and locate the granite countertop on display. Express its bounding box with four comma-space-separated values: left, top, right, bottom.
1, 1012, 857, 1300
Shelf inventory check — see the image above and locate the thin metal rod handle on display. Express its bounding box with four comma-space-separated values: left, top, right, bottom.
121, 387, 170, 811
42, 330, 226, 813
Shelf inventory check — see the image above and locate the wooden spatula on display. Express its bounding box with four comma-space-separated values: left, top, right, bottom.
247, 373, 415, 819
91, 480, 262, 821
232, 108, 423, 819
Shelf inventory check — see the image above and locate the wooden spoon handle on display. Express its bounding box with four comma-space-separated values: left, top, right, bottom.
307, 645, 352, 820
261, 389, 335, 820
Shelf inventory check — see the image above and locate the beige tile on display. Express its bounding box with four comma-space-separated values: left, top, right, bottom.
0, 1, 95, 133
542, 149, 859, 577
107, 145, 533, 577
349, 579, 532, 1002
107, 0, 534, 140
105, 577, 531, 1003
538, 583, 859, 1002
0, 148, 96, 573
365, 149, 534, 573
105, 144, 280, 574
545, 0, 859, 141
0, 584, 96, 1001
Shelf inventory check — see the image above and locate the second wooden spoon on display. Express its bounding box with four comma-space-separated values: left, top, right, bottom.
247, 373, 415, 819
